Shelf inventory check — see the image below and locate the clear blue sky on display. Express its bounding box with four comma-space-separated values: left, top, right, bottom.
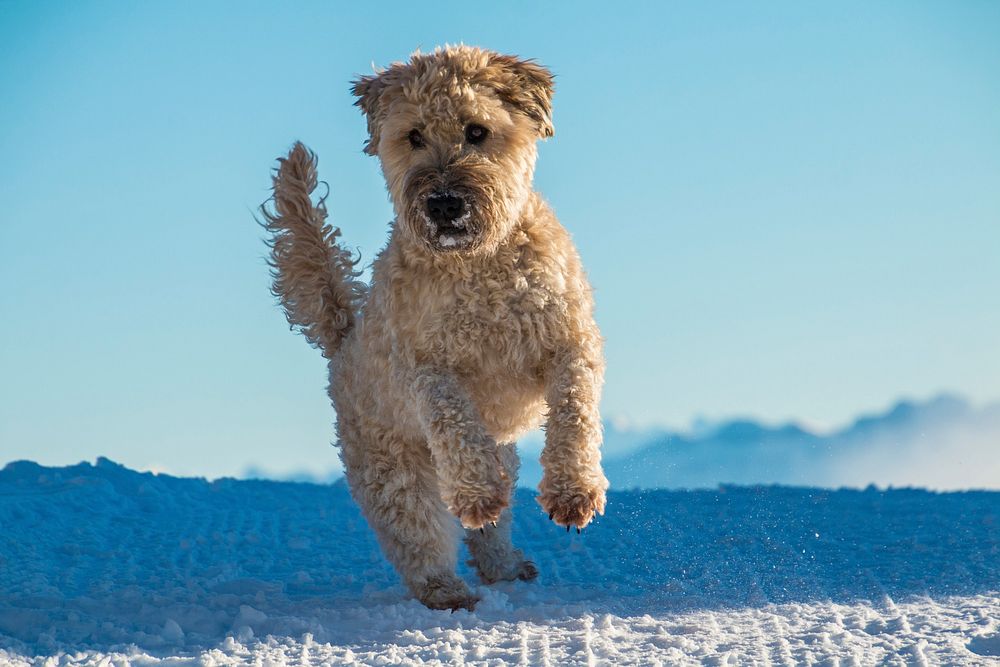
2, 1, 998, 478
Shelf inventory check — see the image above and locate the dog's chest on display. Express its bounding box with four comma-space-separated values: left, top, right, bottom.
409, 262, 564, 378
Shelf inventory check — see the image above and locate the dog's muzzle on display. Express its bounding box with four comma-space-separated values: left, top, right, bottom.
425, 192, 473, 248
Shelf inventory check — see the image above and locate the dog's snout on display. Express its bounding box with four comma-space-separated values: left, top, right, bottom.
426, 193, 465, 223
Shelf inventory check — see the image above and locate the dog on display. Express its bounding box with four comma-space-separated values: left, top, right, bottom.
261, 45, 608, 611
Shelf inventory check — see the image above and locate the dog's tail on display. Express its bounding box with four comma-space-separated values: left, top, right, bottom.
260, 142, 364, 359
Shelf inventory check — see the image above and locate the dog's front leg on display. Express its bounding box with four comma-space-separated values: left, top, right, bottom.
410, 367, 511, 529
537, 348, 609, 530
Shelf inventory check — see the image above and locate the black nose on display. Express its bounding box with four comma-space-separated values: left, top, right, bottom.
426, 193, 465, 223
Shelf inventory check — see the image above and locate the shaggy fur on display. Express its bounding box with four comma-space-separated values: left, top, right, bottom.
261, 45, 608, 611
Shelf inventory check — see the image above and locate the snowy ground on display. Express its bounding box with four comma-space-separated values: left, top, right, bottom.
1, 459, 998, 665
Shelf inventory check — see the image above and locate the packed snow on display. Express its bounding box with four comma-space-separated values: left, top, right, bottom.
1, 458, 998, 665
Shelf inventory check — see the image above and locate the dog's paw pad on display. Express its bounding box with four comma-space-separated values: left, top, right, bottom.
537, 486, 606, 529
451, 490, 509, 530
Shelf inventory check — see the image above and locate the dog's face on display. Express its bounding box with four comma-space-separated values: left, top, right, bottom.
353, 47, 554, 256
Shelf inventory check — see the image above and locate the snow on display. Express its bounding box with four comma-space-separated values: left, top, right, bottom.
1, 458, 998, 665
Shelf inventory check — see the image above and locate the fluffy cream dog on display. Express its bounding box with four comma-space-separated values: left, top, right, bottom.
261, 45, 608, 611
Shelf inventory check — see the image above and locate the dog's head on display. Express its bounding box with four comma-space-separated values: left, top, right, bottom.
353, 46, 554, 256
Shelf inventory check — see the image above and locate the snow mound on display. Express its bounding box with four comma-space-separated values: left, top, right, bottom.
1, 458, 998, 664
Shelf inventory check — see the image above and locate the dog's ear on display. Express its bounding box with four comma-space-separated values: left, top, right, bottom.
352, 71, 390, 156
487, 54, 555, 139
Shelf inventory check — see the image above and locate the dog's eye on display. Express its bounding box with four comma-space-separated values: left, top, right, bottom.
465, 124, 489, 145
408, 129, 424, 149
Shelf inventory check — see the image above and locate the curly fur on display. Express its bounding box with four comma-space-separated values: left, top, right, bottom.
260, 144, 365, 358
262, 45, 608, 611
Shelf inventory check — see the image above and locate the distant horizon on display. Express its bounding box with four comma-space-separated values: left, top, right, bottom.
241, 389, 1000, 491
602, 388, 1000, 436
1, 376, 995, 484
9, 381, 995, 494
6, 389, 985, 484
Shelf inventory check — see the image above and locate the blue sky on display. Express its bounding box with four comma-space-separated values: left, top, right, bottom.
1, 1, 998, 478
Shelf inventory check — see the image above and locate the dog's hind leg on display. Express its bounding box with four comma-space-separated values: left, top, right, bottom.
339, 421, 478, 611
464, 444, 538, 583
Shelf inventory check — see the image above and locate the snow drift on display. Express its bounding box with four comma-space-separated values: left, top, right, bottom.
1, 458, 998, 664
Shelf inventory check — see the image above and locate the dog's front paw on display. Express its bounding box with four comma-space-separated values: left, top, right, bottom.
537, 472, 608, 530
448, 478, 511, 530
